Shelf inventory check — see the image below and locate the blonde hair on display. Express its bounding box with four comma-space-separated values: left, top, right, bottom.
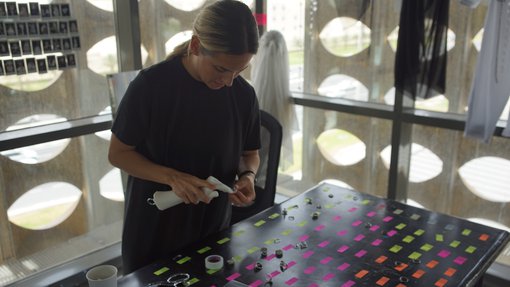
167, 0, 259, 60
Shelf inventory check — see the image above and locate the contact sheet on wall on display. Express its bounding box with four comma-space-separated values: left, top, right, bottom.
0, 1, 80, 76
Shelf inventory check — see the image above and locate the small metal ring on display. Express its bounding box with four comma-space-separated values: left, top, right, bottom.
167, 273, 190, 284
147, 197, 156, 205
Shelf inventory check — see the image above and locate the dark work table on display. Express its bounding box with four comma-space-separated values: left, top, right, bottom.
118, 182, 510, 287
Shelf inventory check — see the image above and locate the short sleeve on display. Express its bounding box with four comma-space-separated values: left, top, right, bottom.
244, 87, 261, 151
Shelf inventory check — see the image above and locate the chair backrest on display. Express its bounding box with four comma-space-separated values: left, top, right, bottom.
107, 70, 140, 117
231, 110, 283, 225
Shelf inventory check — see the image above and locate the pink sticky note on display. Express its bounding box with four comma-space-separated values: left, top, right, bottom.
285, 277, 299, 285
337, 230, 348, 236
438, 250, 451, 258
299, 234, 310, 241
454, 256, 467, 265
323, 273, 335, 281
367, 211, 377, 217
342, 280, 356, 287
333, 215, 342, 221
315, 224, 326, 231
383, 216, 393, 222
249, 280, 263, 287
265, 254, 276, 261
283, 244, 294, 251
337, 263, 350, 271
320, 257, 333, 264
304, 266, 316, 274
337, 245, 349, 253
355, 249, 367, 258
372, 239, 383, 246
227, 273, 241, 281
370, 225, 380, 232
387, 230, 397, 237
318, 240, 330, 248
269, 271, 281, 278
354, 234, 365, 241
245, 262, 256, 270
287, 261, 297, 268
348, 207, 358, 212
352, 220, 363, 227
303, 250, 315, 258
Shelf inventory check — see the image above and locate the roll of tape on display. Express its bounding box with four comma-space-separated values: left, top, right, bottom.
205, 255, 224, 270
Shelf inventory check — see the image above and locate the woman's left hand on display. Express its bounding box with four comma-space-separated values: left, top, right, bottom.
229, 175, 256, 207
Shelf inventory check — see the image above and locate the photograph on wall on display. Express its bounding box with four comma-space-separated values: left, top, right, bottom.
42, 39, 52, 53
31, 39, 41, 55
47, 55, 56, 70
0, 22, 4, 36
0, 2, 6, 17
38, 22, 48, 35
62, 38, 71, 51
9, 41, 21, 57
57, 55, 66, 69
29, 2, 39, 16
50, 4, 60, 17
36, 58, 47, 73
5, 22, 15, 36
52, 38, 61, 51
6, 2, 17, 16
21, 39, 31, 55
59, 21, 68, 34
40, 4, 50, 18
26, 57, 36, 73
16, 22, 26, 36
66, 53, 76, 67
3, 59, 15, 75
14, 59, 26, 75
27, 22, 37, 35
71, 36, 80, 49
0, 60, 4, 76
69, 20, 78, 33
49, 21, 58, 34
0, 40, 8, 56
60, 3, 70, 17
18, 3, 28, 17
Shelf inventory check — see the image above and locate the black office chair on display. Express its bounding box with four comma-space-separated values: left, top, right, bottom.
231, 110, 283, 225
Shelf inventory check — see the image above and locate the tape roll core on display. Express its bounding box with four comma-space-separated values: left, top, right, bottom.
205, 255, 224, 270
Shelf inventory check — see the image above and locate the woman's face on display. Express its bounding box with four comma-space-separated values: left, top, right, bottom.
196, 51, 253, 90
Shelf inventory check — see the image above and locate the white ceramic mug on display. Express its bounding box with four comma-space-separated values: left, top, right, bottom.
86, 265, 118, 287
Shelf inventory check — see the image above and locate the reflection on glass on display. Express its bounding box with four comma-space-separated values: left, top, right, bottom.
7, 182, 82, 230
95, 106, 112, 141
459, 157, 510, 202
99, 168, 124, 202
384, 87, 449, 112
319, 17, 371, 57
87, 0, 113, 12
473, 28, 483, 51
0, 114, 71, 164
164, 0, 206, 11
318, 74, 368, 100
380, 143, 443, 183
316, 129, 366, 166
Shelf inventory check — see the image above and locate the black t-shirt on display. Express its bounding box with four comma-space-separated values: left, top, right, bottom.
111, 56, 261, 274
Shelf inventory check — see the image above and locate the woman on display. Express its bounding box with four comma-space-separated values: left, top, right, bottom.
108, 0, 260, 274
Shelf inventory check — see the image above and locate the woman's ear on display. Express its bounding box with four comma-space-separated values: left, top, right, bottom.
189, 35, 200, 56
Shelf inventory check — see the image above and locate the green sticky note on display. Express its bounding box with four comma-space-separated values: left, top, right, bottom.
206, 268, 219, 275
268, 213, 280, 219
421, 244, 434, 252
197, 246, 211, 254
297, 220, 308, 227
466, 246, 477, 253
410, 214, 421, 220
264, 238, 275, 245
395, 223, 407, 230
233, 230, 245, 237
403, 235, 415, 243
409, 252, 422, 260
177, 256, 191, 264
247, 246, 260, 254
188, 278, 199, 285
325, 203, 335, 209
390, 245, 403, 253
462, 229, 472, 236
232, 255, 242, 262
281, 229, 293, 236
254, 220, 266, 227
217, 237, 230, 245
153, 267, 169, 276
414, 229, 425, 236
362, 200, 371, 205
435, 234, 444, 242
450, 240, 461, 248
394, 209, 404, 215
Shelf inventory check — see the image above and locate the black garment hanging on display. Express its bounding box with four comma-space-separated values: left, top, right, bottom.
395, 0, 450, 100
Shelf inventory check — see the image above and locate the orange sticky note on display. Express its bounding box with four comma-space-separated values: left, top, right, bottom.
355, 269, 369, 278
435, 278, 448, 287
376, 276, 390, 286
444, 267, 456, 277
375, 255, 388, 264
412, 269, 426, 279
426, 260, 439, 269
